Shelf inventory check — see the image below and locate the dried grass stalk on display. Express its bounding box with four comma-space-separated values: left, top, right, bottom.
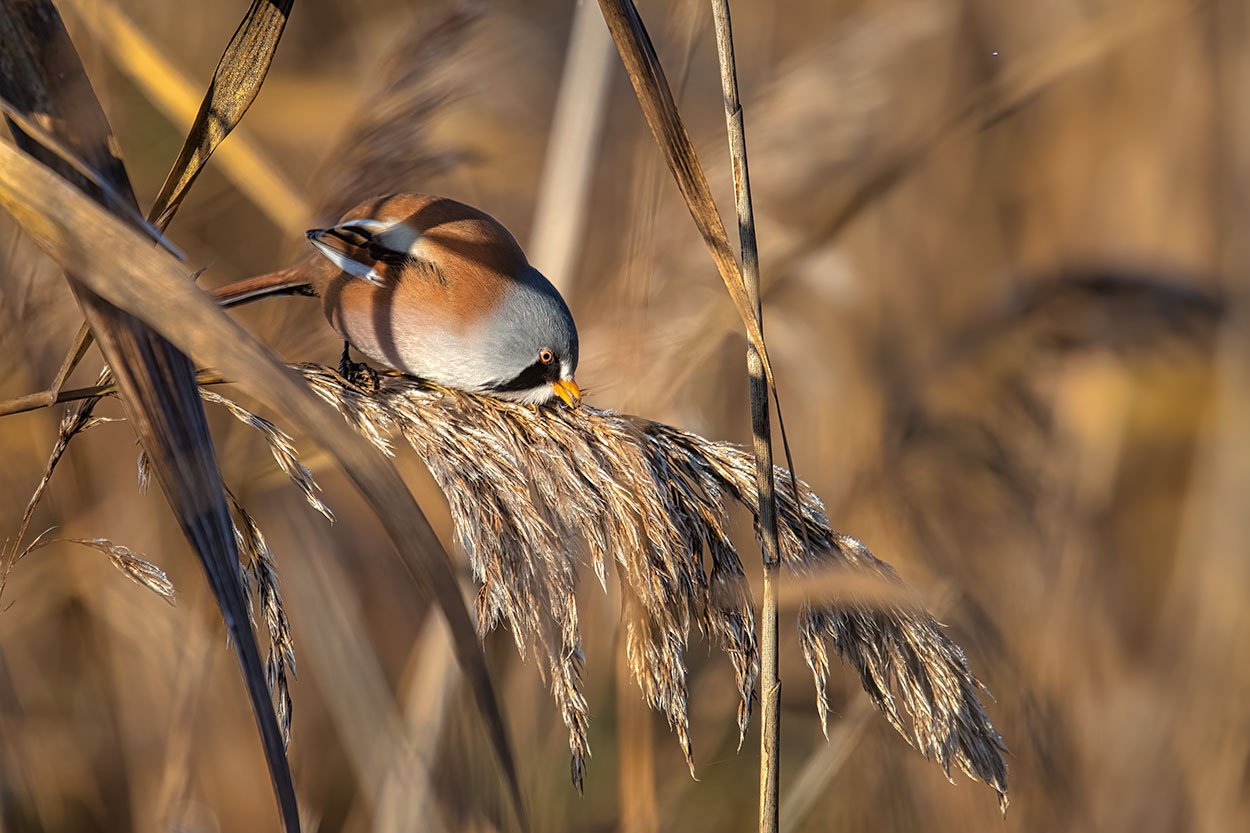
207, 364, 1006, 805
15, 528, 175, 602
118, 394, 316, 747
68, 537, 176, 600
202, 388, 333, 522
228, 491, 297, 746
1, 368, 111, 602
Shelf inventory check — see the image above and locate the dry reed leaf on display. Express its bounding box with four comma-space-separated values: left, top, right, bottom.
145, 0, 296, 231
0, 134, 528, 832
597, 0, 806, 594
0, 5, 302, 828
596, 0, 777, 391
62, 0, 308, 232
21, 0, 298, 407
0, 100, 182, 257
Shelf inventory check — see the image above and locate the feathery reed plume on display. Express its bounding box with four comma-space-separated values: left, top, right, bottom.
136, 445, 307, 747
105, 390, 318, 749
647, 421, 1008, 810
77, 537, 175, 600
201, 364, 1007, 805
41, 396, 309, 748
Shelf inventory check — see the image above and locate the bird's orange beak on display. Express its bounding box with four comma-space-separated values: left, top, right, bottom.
551, 378, 581, 408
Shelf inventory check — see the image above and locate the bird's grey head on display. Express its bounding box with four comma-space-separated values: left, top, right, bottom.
477, 267, 580, 405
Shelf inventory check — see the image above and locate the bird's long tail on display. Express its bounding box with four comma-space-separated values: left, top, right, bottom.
212, 264, 316, 309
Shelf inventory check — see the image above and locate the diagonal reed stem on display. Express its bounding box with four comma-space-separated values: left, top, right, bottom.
708, 3, 781, 831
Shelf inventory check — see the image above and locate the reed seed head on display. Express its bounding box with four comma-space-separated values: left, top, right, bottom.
220, 364, 1008, 804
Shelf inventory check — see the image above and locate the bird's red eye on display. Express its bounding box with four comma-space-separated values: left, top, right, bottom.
539, 349, 555, 364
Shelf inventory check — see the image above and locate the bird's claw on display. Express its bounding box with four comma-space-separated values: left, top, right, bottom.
342, 361, 380, 392
338, 344, 380, 392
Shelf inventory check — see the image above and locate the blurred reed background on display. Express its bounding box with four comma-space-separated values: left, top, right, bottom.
0, 0, 1246, 831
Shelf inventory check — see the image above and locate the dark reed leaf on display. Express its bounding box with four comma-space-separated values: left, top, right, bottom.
0, 97, 183, 258
43, 0, 297, 385
0, 140, 529, 833
0, 2, 300, 830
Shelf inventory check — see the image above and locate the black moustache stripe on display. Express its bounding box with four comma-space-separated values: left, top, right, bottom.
489, 358, 560, 393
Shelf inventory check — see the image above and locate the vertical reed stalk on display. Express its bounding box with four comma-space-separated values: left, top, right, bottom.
528, 0, 615, 294
708, 3, 782, 831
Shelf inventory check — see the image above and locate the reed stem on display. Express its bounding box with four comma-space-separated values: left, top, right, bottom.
708, 3, 782, 831
0, 370, 231, 416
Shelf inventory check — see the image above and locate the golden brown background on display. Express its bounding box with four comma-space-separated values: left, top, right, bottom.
1, 0, 1246, 831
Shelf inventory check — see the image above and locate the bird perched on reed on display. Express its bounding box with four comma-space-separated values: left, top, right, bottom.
212, 193, 581, 407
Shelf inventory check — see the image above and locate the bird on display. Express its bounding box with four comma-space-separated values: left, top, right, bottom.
211, 193, 581, 407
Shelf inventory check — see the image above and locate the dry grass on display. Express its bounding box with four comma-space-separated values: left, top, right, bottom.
0, 0, 1244, 831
